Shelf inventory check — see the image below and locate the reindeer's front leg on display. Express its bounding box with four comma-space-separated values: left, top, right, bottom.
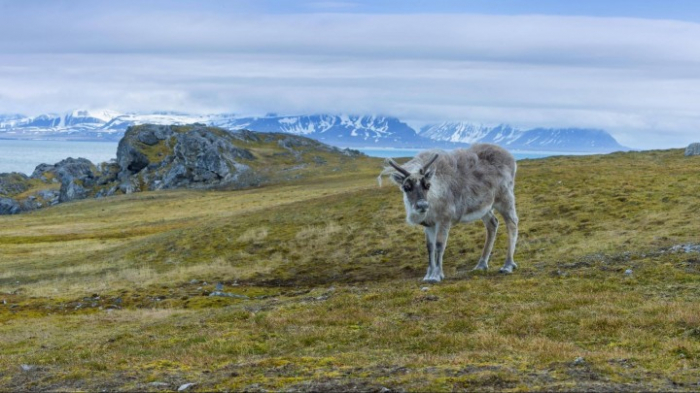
424, 223, 450, 283
423, 226, 437, 282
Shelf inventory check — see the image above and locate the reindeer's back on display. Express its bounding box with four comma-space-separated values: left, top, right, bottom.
469, 144, 516, 177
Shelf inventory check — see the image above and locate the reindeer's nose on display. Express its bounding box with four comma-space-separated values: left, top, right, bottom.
416, 200, 429, 212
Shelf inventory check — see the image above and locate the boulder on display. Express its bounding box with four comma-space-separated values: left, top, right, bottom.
52, 158, 98, 203
0, 197, 21, 215
685, 142, 700, 156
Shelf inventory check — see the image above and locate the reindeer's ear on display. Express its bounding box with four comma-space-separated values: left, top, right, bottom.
390, 172, 405, 185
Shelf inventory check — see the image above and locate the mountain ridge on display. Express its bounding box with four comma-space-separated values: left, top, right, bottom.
0, 110, 628, 152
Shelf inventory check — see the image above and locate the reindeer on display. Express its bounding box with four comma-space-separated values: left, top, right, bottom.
379, 144, 519, 282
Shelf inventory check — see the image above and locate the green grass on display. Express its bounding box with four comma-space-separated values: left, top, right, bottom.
1, 149, 700, 391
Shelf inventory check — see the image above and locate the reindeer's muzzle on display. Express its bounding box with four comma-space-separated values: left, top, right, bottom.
415, 200, 429, 213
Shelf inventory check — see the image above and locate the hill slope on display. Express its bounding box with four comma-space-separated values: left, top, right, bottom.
1, 149, 699, 390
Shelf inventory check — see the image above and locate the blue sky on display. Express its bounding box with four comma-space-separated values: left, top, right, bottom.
2, 0, 700, 149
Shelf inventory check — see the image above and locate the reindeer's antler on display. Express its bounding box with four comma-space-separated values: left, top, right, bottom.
422, 154, 439, 172
388, 159, 411, 177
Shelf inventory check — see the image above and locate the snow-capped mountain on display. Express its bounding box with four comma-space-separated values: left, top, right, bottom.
420, 122, 626, 152
0, 110, 213, 140
0, 110, 627, 152
212, 114, 430, 147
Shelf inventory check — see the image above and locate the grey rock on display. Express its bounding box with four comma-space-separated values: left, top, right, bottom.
177, 382, 196, 391
0, 197, 21, 215
116, 124, 259, 191
60, 178, 90, 202
30, 163, 56, 180
342, 147, 364, 157
20, 364, 35, 372
685, 142, 700, 156
209, 291, 249, 299
49, 157, 98, 203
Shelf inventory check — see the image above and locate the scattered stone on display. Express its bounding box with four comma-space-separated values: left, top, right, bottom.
20, 364, 35, 372
149, 382, 169, 387
624, 269, 633, 276
573, 356, 586, 365
215, 282, 224, 291
416, 295, 440, 302
670, 244, 700, 253
177, 382, 196, 391
552, 269, 568, 277
420, 287, 430, 292
209, 291, 249, 300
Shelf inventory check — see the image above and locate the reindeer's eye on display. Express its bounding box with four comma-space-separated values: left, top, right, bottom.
422, 181, 430, 190
403, 182, 412, 192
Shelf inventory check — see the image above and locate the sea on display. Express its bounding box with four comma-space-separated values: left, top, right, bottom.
359, 148, 557, 160
0, 140, 120, 175
0, 140, 564, 175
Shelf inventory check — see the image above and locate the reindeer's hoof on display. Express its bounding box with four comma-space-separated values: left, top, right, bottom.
472, 265, 488, 272
422, 276, 441, 284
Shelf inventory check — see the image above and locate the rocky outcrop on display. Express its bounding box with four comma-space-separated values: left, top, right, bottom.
0, 124, 365, 214
685, 143, 700, 156
116, 124, 258, 192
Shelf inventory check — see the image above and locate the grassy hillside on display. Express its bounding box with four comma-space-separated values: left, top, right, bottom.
1, 149, 699, 391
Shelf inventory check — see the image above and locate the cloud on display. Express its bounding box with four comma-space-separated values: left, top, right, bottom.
1, 4, 700, 149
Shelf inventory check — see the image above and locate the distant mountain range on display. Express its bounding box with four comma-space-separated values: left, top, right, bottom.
0, 110, 628, 152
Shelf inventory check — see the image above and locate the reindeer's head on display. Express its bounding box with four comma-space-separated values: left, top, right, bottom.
388, 154, 438, 223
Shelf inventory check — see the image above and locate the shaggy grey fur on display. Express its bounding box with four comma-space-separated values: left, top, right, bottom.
379, 144, 519, 282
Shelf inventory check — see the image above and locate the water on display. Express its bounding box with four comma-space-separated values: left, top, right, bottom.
0, 140, 118, 175
0, 140, 571, 176
358, 147, 559, 160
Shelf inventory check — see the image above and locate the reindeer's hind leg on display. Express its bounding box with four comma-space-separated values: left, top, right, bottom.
473, 210, 498, 271
496, 193, 519, 274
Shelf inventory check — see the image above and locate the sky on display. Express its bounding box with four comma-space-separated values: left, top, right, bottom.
1, 0, 700, 149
